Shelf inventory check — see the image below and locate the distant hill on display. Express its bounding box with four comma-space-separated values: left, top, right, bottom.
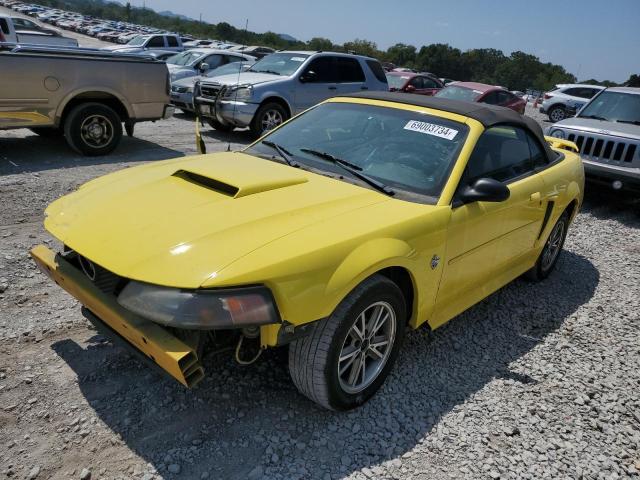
157, 10, 194, 21
278, 33, 297, 42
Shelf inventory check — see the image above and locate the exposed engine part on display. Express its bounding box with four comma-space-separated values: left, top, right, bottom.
234, 334, 263, 365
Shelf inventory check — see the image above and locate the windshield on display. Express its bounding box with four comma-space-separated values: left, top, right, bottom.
248, 53, 309, 76
578, 91, 640, 123
127, 35, 146, 46
245, 102, 468, 200
386, 74, 411, 89
435, 85, 482, 102
166, 50, 203, 66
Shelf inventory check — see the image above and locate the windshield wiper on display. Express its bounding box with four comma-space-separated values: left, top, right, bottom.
580, 114, 608, 121
261, 140, 298, 167
253, 69, 281, 75
300, 148, 395, 196
616, 119, 640, 126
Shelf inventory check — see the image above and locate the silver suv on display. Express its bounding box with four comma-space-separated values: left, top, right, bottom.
540, 83, 605, 122
194, 51, 388, 137
545, 87, 640, 191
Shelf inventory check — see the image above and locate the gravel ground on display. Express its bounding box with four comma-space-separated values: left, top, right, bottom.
1, 105, 639, 480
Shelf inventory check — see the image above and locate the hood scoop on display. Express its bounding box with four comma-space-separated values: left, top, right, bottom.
171, 153, 309, 198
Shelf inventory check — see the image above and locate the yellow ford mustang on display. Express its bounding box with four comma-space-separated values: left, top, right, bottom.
31, 92, 584, 410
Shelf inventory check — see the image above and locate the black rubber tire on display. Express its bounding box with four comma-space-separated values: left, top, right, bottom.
63, 102, 122, 156
250, 102, 289, 138
288, 274, 406, 411
29, 126, 64, 137
548, 105, 566, 123
525, 210, 570, 282
206, 119, 233, 132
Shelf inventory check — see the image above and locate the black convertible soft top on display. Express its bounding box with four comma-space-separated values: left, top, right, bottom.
341, 91, 557, 161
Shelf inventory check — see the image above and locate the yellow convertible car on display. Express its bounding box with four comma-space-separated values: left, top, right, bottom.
31, 92, 584, 410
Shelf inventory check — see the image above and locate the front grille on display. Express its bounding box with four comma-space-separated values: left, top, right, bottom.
566, 132, 639, 166
200, 83, 222, 99
64, 249, 124, 296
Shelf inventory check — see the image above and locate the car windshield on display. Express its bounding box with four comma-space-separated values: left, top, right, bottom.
578, 91, 640, 123
386, 74, 411, 89
248, 53, 309, 76
166, 51, 203, 66
127, 35, 146, 46
245, 102, 468, 200
435, 85, 482, 102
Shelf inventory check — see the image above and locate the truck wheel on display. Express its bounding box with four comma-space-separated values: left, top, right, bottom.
207, 119, 233, 133
250, 102, 288, 138
548, 105, 566, 123
29, 127, 64, 137
64, 103, 122, 156
289, 274, 406, 411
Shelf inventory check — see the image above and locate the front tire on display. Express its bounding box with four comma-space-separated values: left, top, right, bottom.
548, 105, 566, 123
64, 103, 122, 156
289, 275, 406, 411
526, 211, 570, 281
250, 102, 288, 138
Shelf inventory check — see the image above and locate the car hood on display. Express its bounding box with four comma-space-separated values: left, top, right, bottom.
44, 152, 389, 289
172, 75, 200, 88
208, 71, 281, 87
554, 117, 640, 141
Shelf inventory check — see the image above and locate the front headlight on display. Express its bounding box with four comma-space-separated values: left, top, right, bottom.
222, 84, 253, 101
117, 281, 280, 329
550, 129, 565, 139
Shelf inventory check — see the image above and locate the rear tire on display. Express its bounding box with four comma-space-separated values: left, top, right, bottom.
64, 102, 122, 156
250, 102, 288, 138
548, 105, 566, 123
29, 127, 64, 137
289, 274, 406, 411
525, 211, 570, 281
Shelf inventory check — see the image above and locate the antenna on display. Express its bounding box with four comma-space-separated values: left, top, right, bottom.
229, 18, 249, 151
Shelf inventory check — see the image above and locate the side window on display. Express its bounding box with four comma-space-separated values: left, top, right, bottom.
422, 77, 439, 89
303, 57, 335, 83
409, 77, 424, 89
366, 59, 387, 83
496, 91, 513, 104
481, 91, 500, 105
148, 36, 164, 48
336, 57, 365, 83
166, 36, 179, 47
203, 54, 223, 69
225, 55, 243, 64
580, 88, 599, 98
465, 126, 534, 184
0, 18, 9, 34
527, 132, 548, 169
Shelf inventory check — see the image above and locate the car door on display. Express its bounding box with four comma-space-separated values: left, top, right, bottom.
434, 125, 546, 324
295, 56, 339, 112
200, 53, 225, 74
146, 35, 165, 49
417, 76, 441, 96
497, 90, 525, 113
334, 57, 367, 96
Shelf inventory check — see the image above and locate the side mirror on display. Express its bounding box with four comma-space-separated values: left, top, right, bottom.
199, 63, 210, 73
299, 71, 317, 83
404, 84, 416, 93
458, 178, 510, 204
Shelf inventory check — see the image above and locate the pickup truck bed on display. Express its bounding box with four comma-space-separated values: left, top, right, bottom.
0, 44, 174, 155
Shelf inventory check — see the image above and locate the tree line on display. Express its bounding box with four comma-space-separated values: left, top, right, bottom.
37, 0, 639, 91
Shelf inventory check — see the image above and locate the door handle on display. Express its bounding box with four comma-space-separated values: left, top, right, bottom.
361, 86, 369, 90
530, 192, 541, 203
328, 86, 337, 90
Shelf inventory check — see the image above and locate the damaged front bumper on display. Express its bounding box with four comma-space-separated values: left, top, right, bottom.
30, 245, 204, 388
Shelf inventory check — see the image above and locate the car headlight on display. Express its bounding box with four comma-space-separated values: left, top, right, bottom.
550, 129, 565, 139
222, 84, 253, 101
117, 281, 280, 329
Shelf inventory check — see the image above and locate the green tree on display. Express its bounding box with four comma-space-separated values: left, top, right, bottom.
307, 37, 334, 51
415, 43, 468, 79
462, 48, 507, 84
385, 43, 416, 68
624, 74, 640, 87
343, 39, 378, 57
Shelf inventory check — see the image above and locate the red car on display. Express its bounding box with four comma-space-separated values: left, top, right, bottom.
434, 81, 526, 114
385, 72, 444, 96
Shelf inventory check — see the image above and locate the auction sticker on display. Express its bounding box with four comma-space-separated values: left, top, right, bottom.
403, 120, 458, 140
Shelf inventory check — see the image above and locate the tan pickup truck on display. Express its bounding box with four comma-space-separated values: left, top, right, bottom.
0, 44, 174, 155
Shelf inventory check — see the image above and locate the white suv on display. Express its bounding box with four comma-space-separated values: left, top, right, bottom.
540, 84, 605, 122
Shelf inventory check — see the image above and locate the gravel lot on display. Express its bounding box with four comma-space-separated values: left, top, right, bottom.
1, 105, 639, 480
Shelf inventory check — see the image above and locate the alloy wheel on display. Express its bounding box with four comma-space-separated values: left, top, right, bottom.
261, 109, 283, 133
338, 301, 396, 394
541, 219, 565, 271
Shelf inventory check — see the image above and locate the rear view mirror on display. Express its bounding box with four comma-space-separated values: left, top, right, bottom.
299, 71, 317, 83
404, 85, 416, 93
459, 178, 510, 204
199, 63, 210, 72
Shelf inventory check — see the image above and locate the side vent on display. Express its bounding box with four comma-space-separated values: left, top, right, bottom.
173, 170, 239, 197
537, 201, 555, 240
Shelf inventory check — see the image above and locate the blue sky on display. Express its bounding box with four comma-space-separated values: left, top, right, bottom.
136, 0, 639, 82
